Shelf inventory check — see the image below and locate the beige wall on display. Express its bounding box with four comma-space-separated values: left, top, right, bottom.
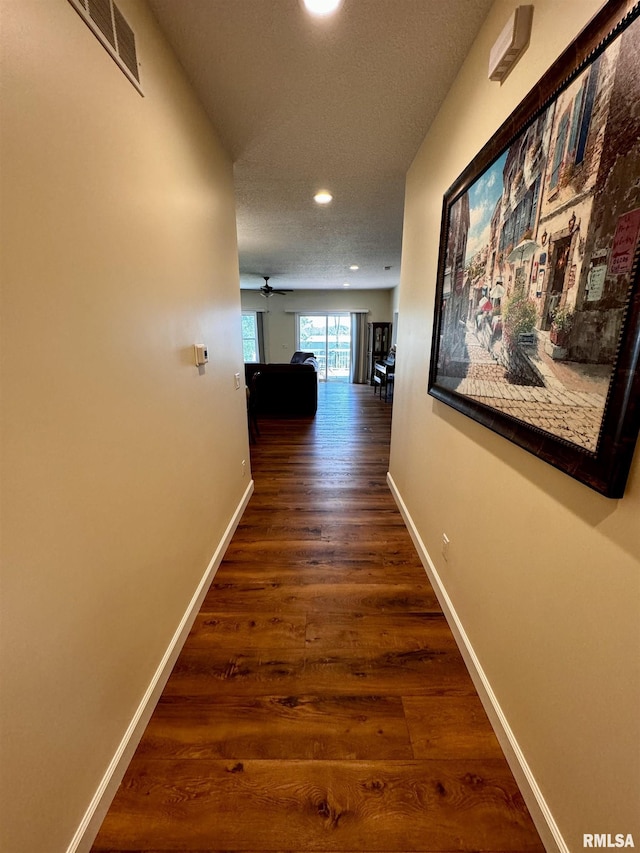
0, 2, 249, 851
391, 0, 639, 849
241, 288, 393, 362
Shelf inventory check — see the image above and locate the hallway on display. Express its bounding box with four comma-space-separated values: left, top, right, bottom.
91, 383, 544, 852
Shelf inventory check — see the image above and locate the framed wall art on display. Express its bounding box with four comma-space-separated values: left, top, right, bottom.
428, 0, 640, 498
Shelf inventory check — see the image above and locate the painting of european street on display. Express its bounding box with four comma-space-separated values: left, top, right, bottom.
433, 13, 640, 454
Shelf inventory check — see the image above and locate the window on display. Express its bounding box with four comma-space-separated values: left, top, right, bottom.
500, 212, 515, 252
242, 312, 259, 362
528, 176, 541, 231
297, 314, 351, 381
575, 57, 600, 165
568, 82, 585, 155
549, 112, 569, 190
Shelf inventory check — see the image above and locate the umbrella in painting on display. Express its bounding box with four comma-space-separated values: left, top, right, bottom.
506, 239, 538, 264
490, 283, 506, 300
478, 296, 493, 311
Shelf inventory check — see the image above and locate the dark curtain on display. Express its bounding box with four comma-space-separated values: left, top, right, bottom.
350, 312, 368, 383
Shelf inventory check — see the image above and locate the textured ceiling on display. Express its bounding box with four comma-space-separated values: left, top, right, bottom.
147, 0, 494, 291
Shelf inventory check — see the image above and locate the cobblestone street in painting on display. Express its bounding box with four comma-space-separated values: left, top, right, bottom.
440, 327, 607, 452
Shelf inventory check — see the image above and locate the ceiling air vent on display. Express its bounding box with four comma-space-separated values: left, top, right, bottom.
67, 0, 142, 91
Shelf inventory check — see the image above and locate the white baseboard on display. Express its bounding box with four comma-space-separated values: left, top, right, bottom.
387, 471, 566, 853
67, 480, 255, 853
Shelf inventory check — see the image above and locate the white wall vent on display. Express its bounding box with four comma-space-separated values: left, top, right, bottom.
67, 0, 142, 93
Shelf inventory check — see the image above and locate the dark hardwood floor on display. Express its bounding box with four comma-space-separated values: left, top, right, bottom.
91, 382, 544, 852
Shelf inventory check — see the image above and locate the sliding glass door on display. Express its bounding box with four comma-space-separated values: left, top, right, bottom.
298, 314, 351, 381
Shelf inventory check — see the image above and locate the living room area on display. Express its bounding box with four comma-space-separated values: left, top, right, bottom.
241, 285, 399, 416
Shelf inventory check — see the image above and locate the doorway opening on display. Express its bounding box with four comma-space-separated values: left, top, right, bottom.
298, 314, 351, 381
542, 235, 572, 330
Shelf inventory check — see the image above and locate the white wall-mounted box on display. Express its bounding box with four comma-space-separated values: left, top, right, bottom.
488, 5, 533, 82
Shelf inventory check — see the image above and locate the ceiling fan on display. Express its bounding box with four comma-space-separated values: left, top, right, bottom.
259, 276, 293, 298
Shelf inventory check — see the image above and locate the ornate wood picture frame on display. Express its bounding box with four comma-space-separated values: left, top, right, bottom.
428, 0, 640, 498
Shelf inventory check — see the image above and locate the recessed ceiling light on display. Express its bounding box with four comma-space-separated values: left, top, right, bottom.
343, 282, 350, 287
349, 265, 359, 271
302, 0, 343, 17
314, 190, 333, 204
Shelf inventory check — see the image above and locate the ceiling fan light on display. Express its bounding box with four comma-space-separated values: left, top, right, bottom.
314, 190, 333, 204
302, 0, 343, 17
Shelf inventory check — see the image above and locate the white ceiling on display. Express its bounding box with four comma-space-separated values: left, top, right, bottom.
147, 0, 494, 291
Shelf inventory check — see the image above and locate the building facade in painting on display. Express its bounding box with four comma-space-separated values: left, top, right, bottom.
439, 17, 639, 373
507, 23, 638, 365
438, 191, 470, 372
566, 22, 640, 363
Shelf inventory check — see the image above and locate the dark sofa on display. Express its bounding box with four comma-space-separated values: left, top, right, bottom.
245, 352, 318, 417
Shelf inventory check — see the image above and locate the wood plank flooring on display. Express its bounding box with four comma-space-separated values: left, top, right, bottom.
91, 382, 544, 853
